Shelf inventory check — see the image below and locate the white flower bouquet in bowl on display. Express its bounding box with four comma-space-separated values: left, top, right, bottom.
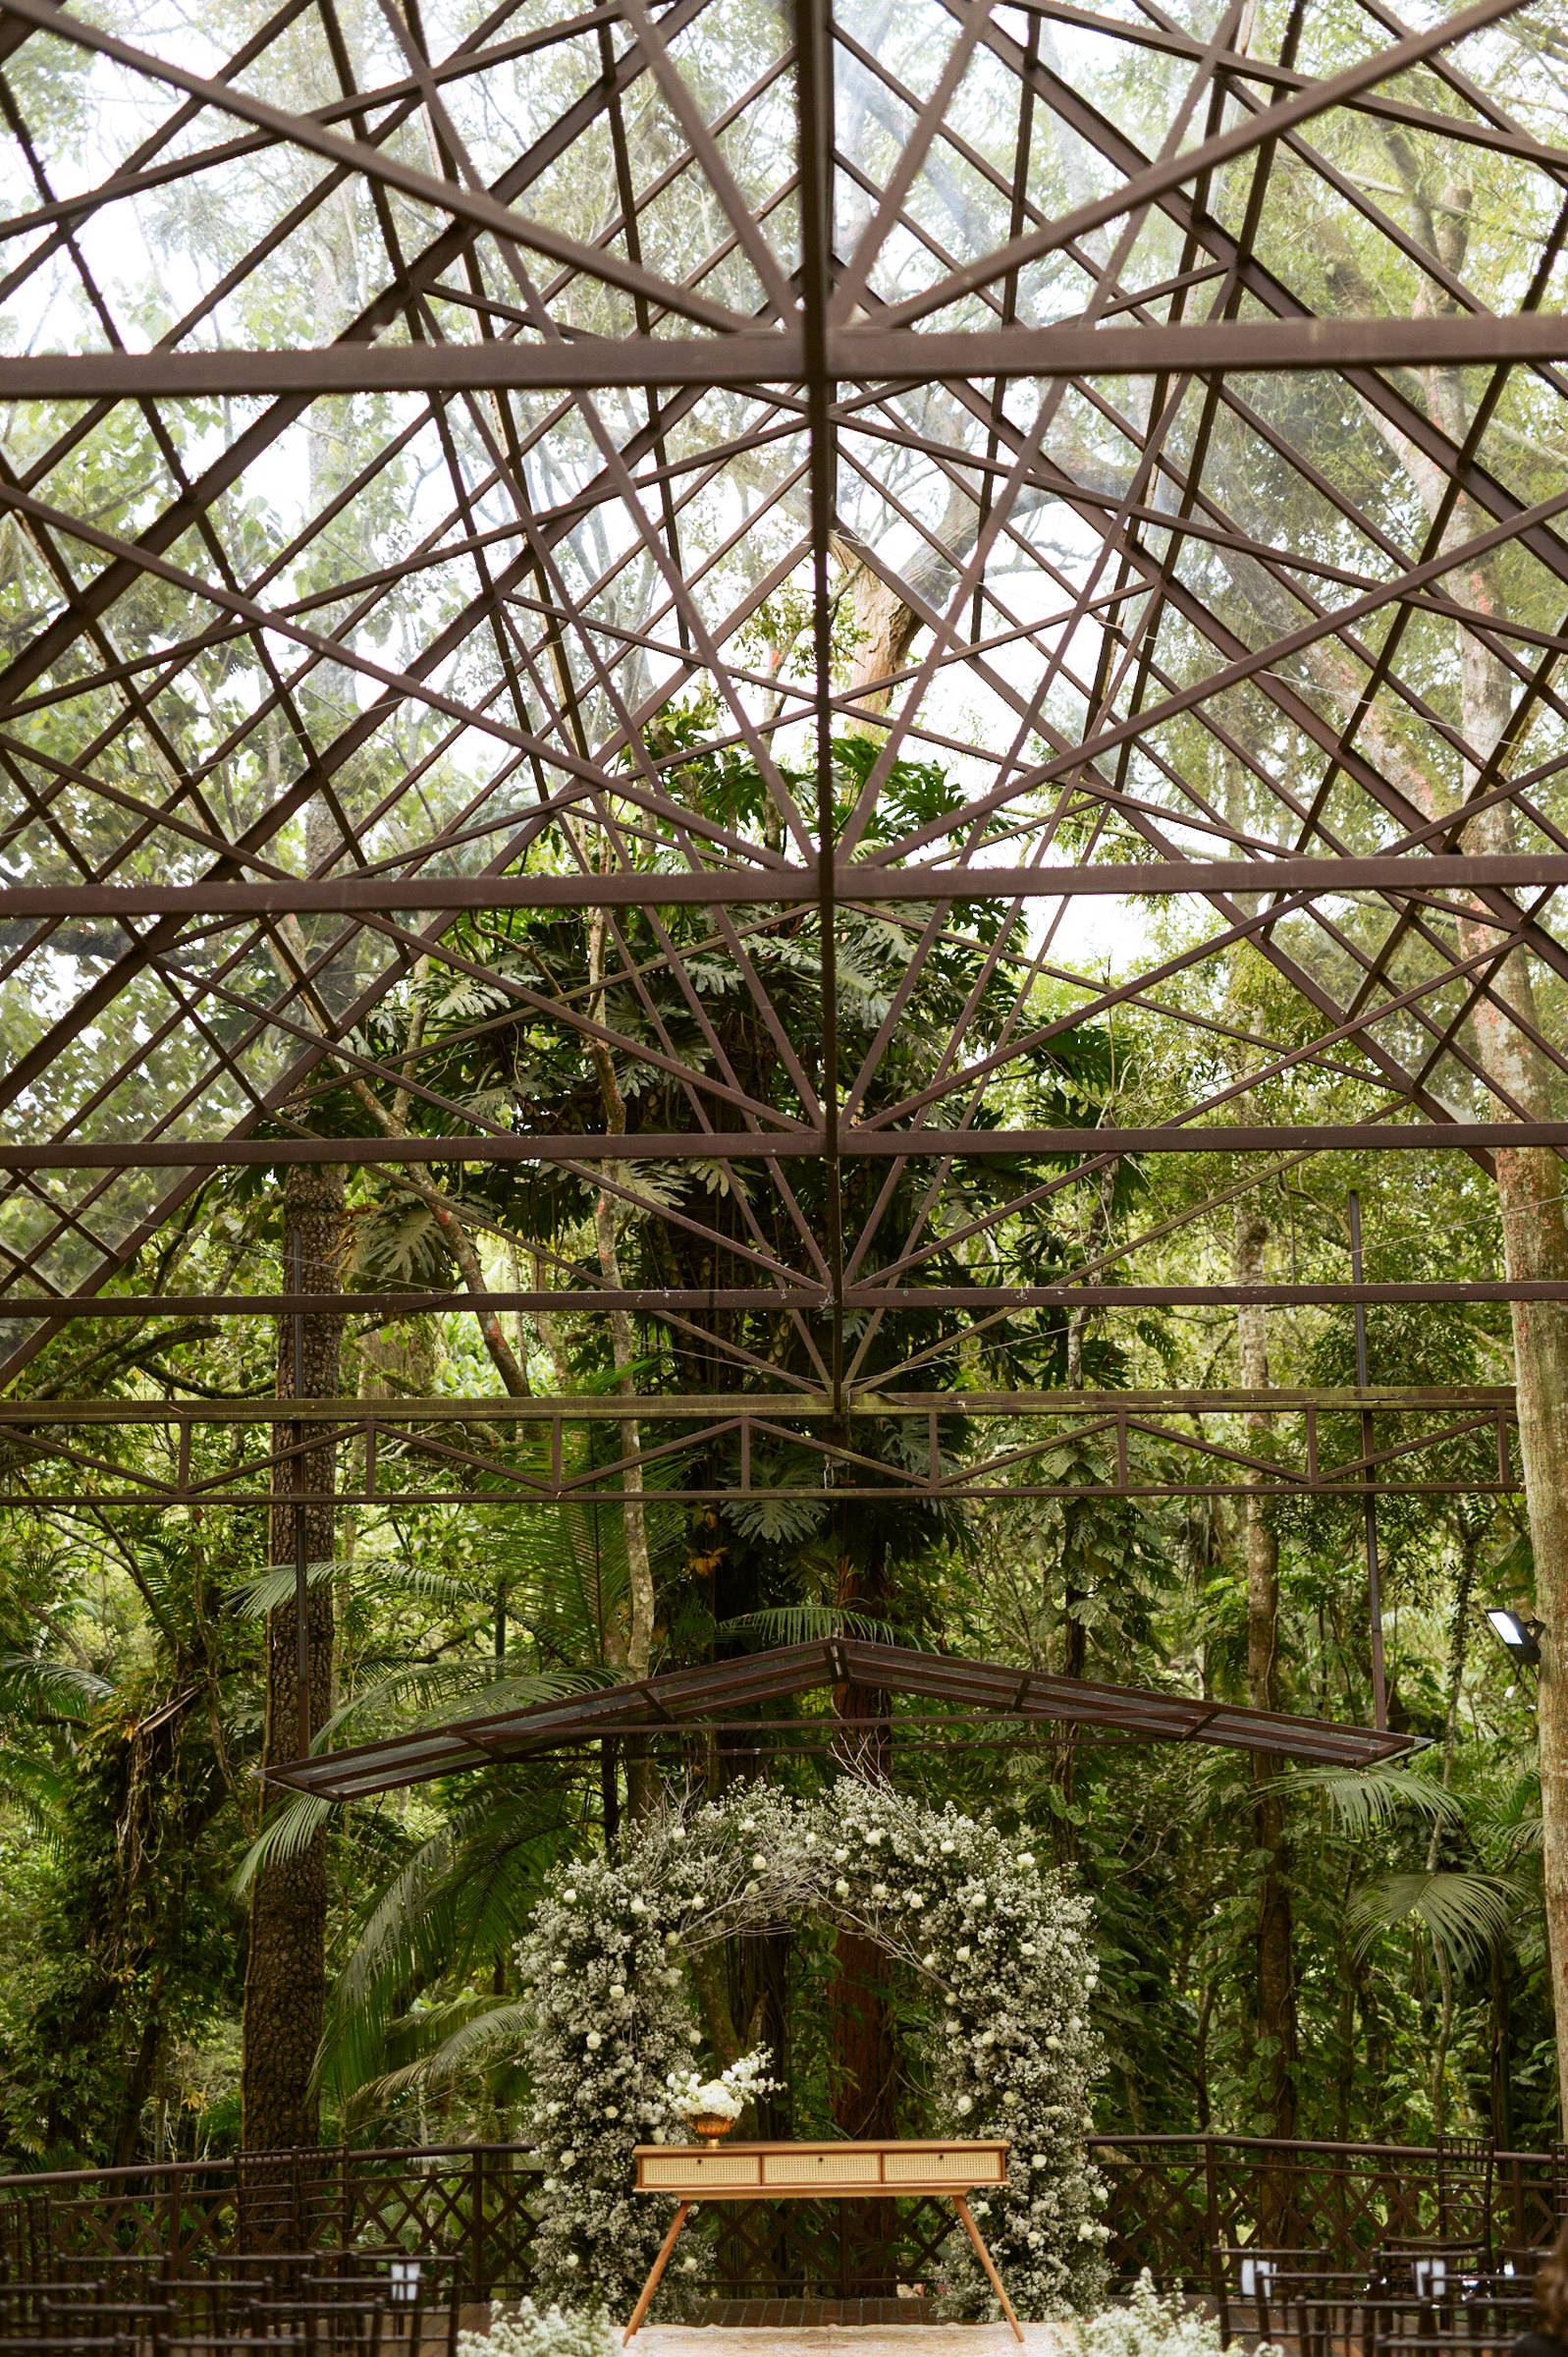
666, 2046, 779, 2145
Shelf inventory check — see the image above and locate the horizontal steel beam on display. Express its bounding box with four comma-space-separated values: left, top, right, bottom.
3, 312, 1565, 399
0, 1386, 1516, 1421
6, 853, 1568, 919
0, 1282, 1558, 1318
0, 1480, 1515, 1507
4, 1123, 1568, 1169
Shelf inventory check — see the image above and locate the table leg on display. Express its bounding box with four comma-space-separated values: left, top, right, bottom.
952, 2194, 1025, 2344
623, 2200, 691, 2345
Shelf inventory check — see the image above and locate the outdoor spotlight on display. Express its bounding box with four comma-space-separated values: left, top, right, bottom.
1487, 1607, 1544, 1666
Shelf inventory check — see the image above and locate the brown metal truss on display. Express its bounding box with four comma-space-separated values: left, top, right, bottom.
261, 1638, 1421, 1800
0, 1386, 1519, 1508
1, 0, 1566, 1485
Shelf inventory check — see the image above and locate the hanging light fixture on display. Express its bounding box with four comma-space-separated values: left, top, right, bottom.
1486, 1608, 1544, 1667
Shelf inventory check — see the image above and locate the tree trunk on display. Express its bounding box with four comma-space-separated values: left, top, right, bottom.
241, 1164, 344, 2153
1496, 1147, 1568, 2123
586, 896, 658, 1817
1235, 1205, 1299, 2162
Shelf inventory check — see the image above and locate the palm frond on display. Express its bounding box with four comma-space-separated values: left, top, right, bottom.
715, 1605, 904, 1648
317, 1663, 604, 1753
228, 1560, 342, 1618
0, 1748, 67, 1834
231, 1793, 336, 1893
1268, 1763, 1464, 1834
1349, 1870, 1524, 1972
230, 1559, 493, 1618
345, 2000, 530, 2113
320, 1783, 573, 2106
0, 1654, 113, 1719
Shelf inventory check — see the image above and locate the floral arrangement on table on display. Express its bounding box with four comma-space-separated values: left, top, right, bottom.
666, 2045, 778, 2141
457, 2298, 618, 2357
1075, 2270, 1282, 2357
515, 1780, 1108, 2323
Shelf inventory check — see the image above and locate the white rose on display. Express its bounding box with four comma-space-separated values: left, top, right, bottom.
585, 2032, 602, 2051
956, 2096, 973, 2115
906, 1892, 924, 1909
1019, 1944, 1036, 1957
752, 1853, 768, 1872
834, 1848, 848, 1863
605, 2107, 619, 2120
665, 1931, 681, 1947
955, 1946, 971, 1962
551, 1962, 567, 1976
547, 2102, 563, 2117
1017, 1851, 1035, 1868
1002, 2092, 1020, 2108
1046, 2036, 1061, 2052
1078, 2223, 1096, 2240
560, 2150, 575, 2167
629, 1898, 646, 1916
563, 1890, 577, 1902
941, 1840, 955, 1855
835, 1878, 850, 1897
739, 1816, 756, 1832
611, 1982, 626, 1998
872, 1882, 889, 1899
1031, 2156, 1049, 2169
803, 1833, 818, 1848
670, 1826, 686, 1842
866, 1829, 883, 1846
566, 2254, 580, 2269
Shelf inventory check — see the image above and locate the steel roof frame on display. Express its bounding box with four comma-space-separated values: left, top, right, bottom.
260, 1637, 1422, 1799
0, 0, 1564, 1470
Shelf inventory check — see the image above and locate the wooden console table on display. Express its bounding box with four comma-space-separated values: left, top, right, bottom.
624, 2137, 1023, 2342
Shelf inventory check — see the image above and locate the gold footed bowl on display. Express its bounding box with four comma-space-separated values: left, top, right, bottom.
687, 2113, 734, 2147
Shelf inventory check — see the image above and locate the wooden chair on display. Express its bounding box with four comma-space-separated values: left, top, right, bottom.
1216, 2244, 1327, 2347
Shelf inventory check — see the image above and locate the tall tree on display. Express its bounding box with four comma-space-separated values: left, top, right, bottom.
241, 1163, 344, 2152
1234, 1201, 1298, 2149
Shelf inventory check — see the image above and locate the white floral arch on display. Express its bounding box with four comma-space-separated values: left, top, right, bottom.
515, 1780, 1108, 2324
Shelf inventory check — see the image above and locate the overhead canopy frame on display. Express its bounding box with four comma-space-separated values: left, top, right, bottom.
263, 1640, 1420, 1801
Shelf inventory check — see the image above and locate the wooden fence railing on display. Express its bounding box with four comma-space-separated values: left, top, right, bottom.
0, 2135, 1558, 2300
1090, 2136, 1563, 2287
0, 2144, 542, 2300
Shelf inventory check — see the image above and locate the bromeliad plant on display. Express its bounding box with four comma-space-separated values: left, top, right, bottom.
515, 1781, 1108, 2323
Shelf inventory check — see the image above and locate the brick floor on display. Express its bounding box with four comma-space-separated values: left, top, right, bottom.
694, 2301, 940, 2325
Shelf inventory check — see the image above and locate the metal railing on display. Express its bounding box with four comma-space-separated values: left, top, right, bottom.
1090, 2136, 1562, 2289
0, 2135, 1556, 2302
0, 2144, 542, 2302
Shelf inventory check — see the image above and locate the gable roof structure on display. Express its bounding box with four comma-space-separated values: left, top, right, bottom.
262, 1639, 1420, 1801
